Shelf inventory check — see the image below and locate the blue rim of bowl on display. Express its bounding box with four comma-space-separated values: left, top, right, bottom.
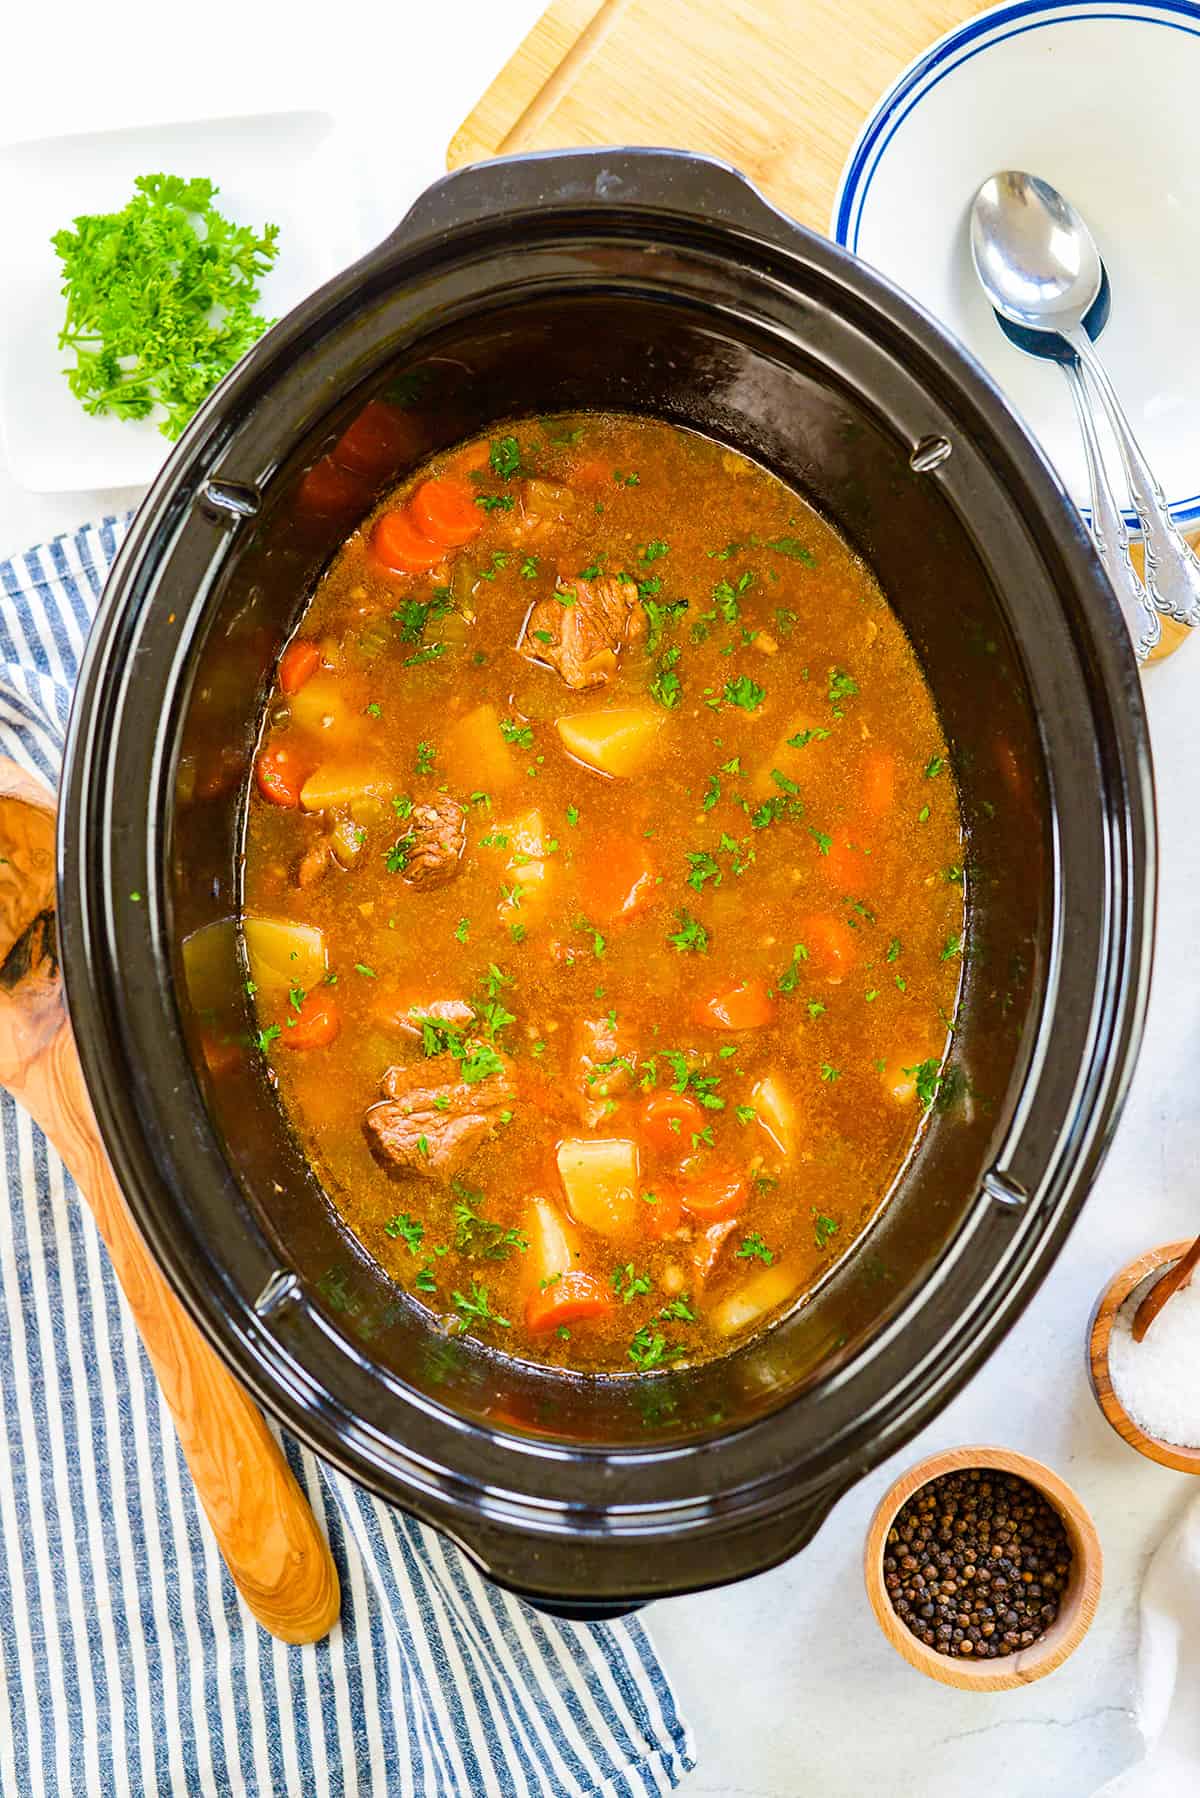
831, 0, 1200, 529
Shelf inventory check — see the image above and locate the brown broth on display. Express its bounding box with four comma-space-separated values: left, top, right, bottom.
242, 414, 965, 1374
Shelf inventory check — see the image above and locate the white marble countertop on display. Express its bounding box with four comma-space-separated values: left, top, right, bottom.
4, 5, 1197, 1793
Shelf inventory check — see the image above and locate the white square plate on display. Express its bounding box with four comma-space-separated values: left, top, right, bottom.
0, 110, 370, 493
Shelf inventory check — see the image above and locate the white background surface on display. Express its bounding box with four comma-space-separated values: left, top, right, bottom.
3, 5, 1197, 1794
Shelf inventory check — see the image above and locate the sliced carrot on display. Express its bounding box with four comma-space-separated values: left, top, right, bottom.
581, 833, 657, 923
284, 991, 341, 1049
411, 477, 483, 549
679, 1166, 747, 1224
640, 1183, 683, 1240
862, 748, 896, 817
797, 913, 855, 983
279, 638, 321, 696
255, 745, 302, 808
525, 1271, 614, 1333
822, 829, 869, 895
692, 977, 777, 1031
640, 1091, 704, 1152
331, 400, 413, 476
295, 455, 366, 516
370, 507, 445, 576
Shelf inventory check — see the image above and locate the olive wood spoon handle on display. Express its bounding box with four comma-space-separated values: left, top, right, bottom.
1131, 1231, 1200, 1342
0, 759, 339, 1644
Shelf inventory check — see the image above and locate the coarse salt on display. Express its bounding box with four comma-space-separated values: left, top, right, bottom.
1107, 1271, 1200, 1448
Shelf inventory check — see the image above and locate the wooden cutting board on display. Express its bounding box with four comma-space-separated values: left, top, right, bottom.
448, 0, 981, 233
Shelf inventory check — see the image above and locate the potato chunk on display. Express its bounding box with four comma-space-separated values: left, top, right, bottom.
299, 764, 388, 812
557, 707, 664, 779
556, 1137, 641, 1237
499, 809, 549, 924
522, 1196, 582, 1297
711, 1263, 796, 1336
442, 703, 520, 791
183, 916, 328, 1012
751, 1073, 796, 1158
243, 918, 328, 993
288, 673, 358, 739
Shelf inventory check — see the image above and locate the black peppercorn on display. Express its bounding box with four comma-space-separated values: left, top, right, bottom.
884, 1469, 1073, 1660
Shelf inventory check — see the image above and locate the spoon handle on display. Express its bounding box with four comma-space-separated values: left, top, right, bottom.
1061, 358, 1159, 661
20, 1028, 341, 1644
1066, 326, 1200, 627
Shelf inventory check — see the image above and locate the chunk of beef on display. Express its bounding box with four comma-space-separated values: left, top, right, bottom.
373, 989, 475, 1041
365, 1052, 515, 1182
295, 838, 331, 888
402, 796, 466, 889
572, 1014, 637, 1127
692, 1218, 739, 1287
520, 575, 644, 689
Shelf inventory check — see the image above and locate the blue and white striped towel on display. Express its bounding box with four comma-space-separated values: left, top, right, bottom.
0, 515, 695, 1798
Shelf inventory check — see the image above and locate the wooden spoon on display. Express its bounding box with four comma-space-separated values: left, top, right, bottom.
0, 757, 339, 1643
1132, 1230, 1200, 1341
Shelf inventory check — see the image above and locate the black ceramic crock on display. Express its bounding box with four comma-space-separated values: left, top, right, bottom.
57, 150, 1154, 1616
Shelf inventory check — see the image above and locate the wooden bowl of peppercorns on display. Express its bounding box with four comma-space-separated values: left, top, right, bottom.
863, 1446, 1103, 1690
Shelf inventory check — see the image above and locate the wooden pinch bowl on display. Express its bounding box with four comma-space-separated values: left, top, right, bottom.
1089, 1241, 1200, 1474
863, 1445, 1103, 1691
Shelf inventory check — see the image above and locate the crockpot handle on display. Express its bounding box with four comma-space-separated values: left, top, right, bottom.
386, 147, 799, 256
443, 1480, 852, 1617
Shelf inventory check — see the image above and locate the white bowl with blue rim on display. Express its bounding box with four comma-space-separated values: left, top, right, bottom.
832, 0, 1200, 530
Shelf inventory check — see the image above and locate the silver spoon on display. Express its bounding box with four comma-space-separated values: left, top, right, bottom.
971, 170, 1200, 630
987, 270, 1159, 661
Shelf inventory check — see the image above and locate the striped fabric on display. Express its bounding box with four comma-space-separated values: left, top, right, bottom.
0, 517, 695, 1798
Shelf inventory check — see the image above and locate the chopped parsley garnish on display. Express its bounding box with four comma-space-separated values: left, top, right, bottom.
765, 536, 816, 565
565, 804, 580, 828
520, 555, 539, 579
659, 1296, 697, 1323
414, 741, 436, 775
886, 937, 902, 962
686, 850, 722, 892
574, 917, 607, 959
777, 942, 809, 994
499, 717, 534, 749
452, 1281, 510, 1329
813, 1212, 840, 1249
651, 645, 683, 709
254, 1024, 281, 1054
904, 1058, 944, 1107
414, 1265, 437, 1294
723, 674, 765, 712
924, 754, 945, 779
354, 963, 376, 978
918, 804, 931, 823
736, 1232, 774, 1265
640, 539, 670, 563
628, 1326, 683, 1370
827, 668, 858, 714
809, 827, 832, 855
385, 833, 414, 874
385, 1212, 424, 1254
475, 493, 515, 513
735, 1105, 757, 1125
452, 1191, 527, 1261
489, 435, 522, 479
820, 1062, 841, 1083
941, 932, 963, 961
667, 910, 709, 954
455, 917, 470, 943
787, 726, 830, 749
611, 1263, 653, 1304
404, 643, 447, 668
